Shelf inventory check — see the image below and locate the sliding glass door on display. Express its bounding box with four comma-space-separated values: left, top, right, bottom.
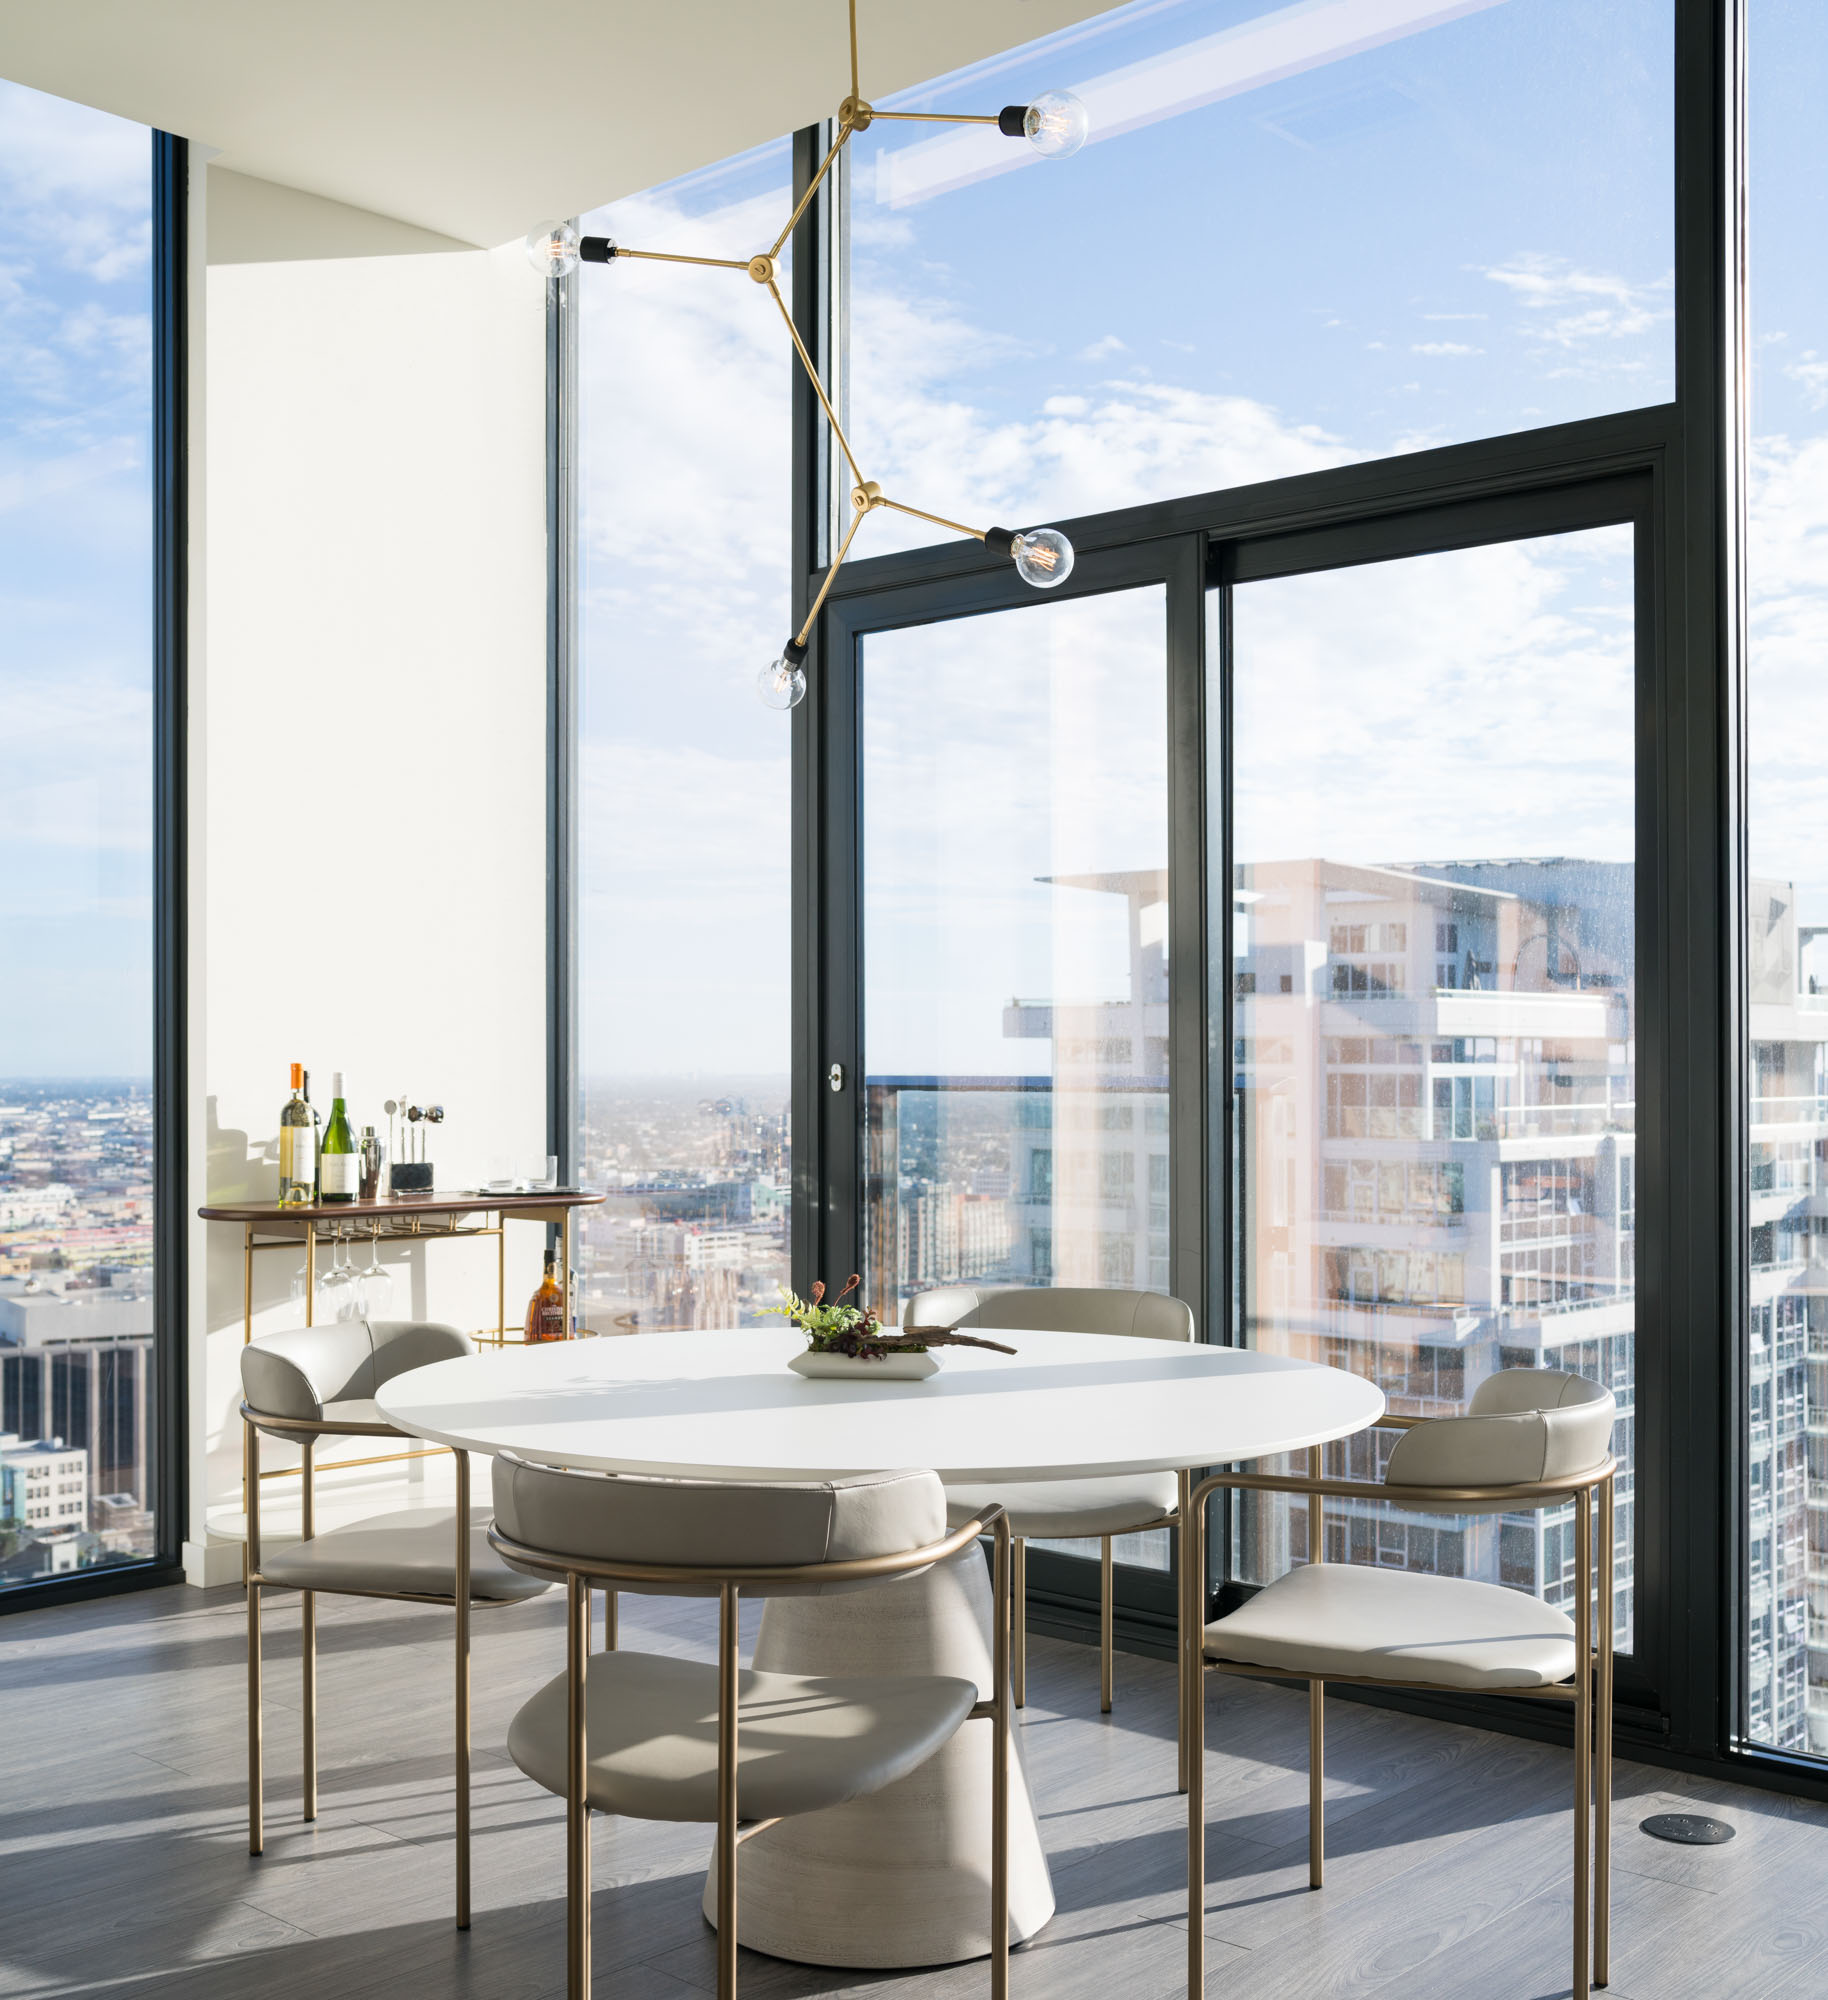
860, 586, 1169, 1320
1217, 507, 1640, 1645
816, 557, 1197, 1587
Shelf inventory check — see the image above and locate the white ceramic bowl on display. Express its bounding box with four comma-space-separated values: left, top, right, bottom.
787, 1347, 941, 1381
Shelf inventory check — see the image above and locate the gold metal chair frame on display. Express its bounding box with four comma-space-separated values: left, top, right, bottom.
241, 1402, 537, 1931
487, 1504, 1015, 2000
1179, 1419, 1617, 2000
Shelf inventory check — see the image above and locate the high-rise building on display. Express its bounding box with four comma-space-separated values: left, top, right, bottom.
0, 1277, 154, 1526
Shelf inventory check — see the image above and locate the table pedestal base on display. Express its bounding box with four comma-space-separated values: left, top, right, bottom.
700, 1544, 1056, 1967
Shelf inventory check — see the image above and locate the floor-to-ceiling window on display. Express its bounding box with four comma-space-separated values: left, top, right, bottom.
559, 0, 1828, 1779
815, 0, 1671, 1639
574, 143, 795, 1332
1745, 0, 1828, 1756
0, 88, 158, 1592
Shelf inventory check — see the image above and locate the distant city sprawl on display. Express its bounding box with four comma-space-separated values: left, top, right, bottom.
0, 1082, 156, 1588
577, 1083, 791, 1333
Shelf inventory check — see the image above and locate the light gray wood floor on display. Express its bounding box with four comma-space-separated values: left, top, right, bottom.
2, 1575, 1824, 1999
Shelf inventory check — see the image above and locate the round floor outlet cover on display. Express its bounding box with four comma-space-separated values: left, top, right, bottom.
1640, 1812, 1736, 1845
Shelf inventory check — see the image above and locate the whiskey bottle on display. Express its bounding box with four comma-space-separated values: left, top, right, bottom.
524, 1251, 567, 1343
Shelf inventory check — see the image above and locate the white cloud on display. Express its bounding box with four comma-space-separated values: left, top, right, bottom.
1784, 352, 1828, 413
1481, 255, 1673, 353
1078, 333, 1128, 361
1236, 529, 1636, 871
572, 168, 1680, 1070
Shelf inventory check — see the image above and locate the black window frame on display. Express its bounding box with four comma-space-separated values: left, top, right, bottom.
0, 130, 189, 1615
771, 0, 1780, 1792
556, 0, 1807, 1793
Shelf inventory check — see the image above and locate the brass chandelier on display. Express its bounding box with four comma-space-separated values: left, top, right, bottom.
527, 0, 1089, 710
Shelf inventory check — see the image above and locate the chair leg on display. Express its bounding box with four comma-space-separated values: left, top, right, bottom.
603, 1587, 617, 1651
1308, 1679, 1325, 1889
1185, 1483, 1206, 1999
1573, 1488, 1594, 2000
1012, 1537, 1027, 1710
454, 1449, 472, 1932
1177, 1471, 1192, 1795
1597, 1476, 1615, 1988
301, 1440, 316, 1824
566, 1572, 590, 2000
1100, 1536, 1114, 1713
246, 1418, 263, 1858
717, 1582, 740, 2000
992, 1522, 1011, 2000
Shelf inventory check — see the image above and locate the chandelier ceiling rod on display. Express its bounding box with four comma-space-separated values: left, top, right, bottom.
529, 0, 1090, 708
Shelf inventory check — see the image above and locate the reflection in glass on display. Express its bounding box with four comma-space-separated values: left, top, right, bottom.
1745, 0, 1828, 1753
0, 87, 155, 1591
861, 587, 1169, 1562
1223, 528, 1636, 1645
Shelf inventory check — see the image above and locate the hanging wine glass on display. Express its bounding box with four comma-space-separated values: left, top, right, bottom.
359, 1222, 394, 1321
318, 1229, 358, 1321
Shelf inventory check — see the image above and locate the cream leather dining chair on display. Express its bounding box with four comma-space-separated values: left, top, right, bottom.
488, 1454, 1015, 2000
240, 1320, 550, 1928
1182, 1368, 1617, 2000
909, 1284, 1194, 1732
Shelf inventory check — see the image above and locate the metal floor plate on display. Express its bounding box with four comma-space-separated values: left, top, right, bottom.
1641, 1811, 1736, 1845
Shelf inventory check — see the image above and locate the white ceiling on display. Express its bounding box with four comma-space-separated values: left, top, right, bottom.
0, 1, 1119, 249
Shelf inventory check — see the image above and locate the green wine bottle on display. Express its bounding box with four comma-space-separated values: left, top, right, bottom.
320, 1071, 359, 1204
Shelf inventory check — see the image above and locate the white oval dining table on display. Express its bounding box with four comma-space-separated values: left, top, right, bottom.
377, 1326, 1384, 1969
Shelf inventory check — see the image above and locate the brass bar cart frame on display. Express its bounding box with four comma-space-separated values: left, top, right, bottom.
487, 1504, 1016, 2000
241, 1402, 553, 1931
1180, 1423, 1617, 2000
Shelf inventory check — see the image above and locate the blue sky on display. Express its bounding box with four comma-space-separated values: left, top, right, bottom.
577, 0, 1684, 1080
0, 83, 151, 1078
1, 2, 1821, 1082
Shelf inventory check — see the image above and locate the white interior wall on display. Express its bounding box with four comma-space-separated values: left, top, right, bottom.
185, 208, 549, 1579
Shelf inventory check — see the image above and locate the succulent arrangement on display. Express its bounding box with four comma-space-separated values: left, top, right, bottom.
765, 1275, 1015, 1361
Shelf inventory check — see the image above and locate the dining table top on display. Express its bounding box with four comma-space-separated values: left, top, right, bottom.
374, 1326, 1386, 1484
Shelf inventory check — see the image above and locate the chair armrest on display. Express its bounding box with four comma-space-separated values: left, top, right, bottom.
239, 1399, 408, 1441
1189, 1456, 1615, 1517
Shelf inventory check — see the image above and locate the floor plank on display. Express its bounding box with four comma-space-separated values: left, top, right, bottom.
0, 1578, 1822, 2000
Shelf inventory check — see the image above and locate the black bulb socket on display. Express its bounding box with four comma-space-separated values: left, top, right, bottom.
782, 636, 808, 665
997, 106, 1029, 139
580, 235, 618, 263
984, 527, 1017, 559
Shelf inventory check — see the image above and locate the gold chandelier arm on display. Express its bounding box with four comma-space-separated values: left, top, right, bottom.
850, 0, 860, 105
612, 247, 752, 273
769, 115, 853, 263
792, 501, 873, 649
875, 494, 989, 542
865, 110, 1002, 125
764, 273, 866, 490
